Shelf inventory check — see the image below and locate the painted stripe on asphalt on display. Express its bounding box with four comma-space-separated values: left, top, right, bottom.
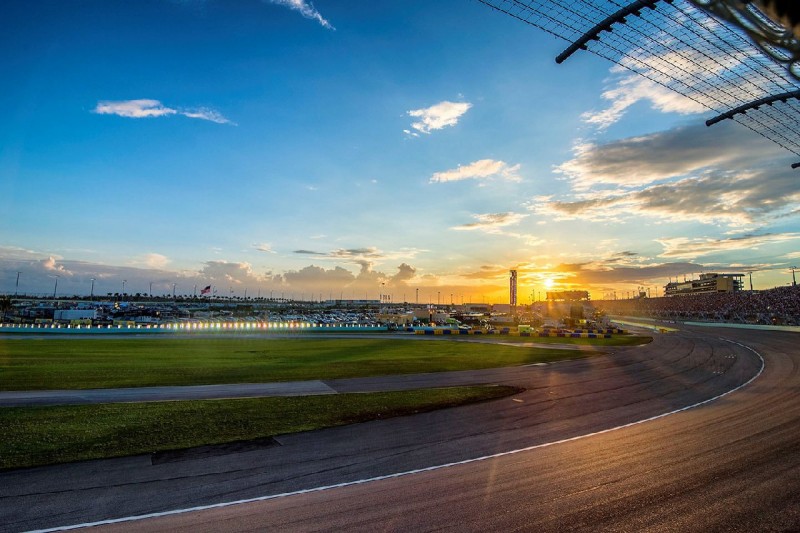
28, 339, 764, 533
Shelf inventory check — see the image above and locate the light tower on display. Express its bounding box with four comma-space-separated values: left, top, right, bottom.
510, 270, 518, 308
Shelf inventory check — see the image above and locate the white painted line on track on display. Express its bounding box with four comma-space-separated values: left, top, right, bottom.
28, 338, 765, 533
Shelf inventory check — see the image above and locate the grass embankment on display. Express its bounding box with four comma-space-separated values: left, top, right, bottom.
1, 385, 519, 470
0, 337, 588, 390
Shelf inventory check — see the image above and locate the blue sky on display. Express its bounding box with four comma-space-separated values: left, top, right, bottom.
2, 0, 799, 301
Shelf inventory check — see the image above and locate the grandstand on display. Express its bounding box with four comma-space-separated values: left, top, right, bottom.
546, 290, 591, 301
593, 284, 800, 325
664, 272, 744, 296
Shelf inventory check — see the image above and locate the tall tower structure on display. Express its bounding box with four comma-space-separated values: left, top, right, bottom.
510, 270, 518, 307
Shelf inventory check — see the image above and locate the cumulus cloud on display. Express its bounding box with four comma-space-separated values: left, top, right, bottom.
554, 122, 783, 190
430, 159, 521, 184
0, 252, 183, 297
539, 122, 799, 227
93, 99, 233, 124
452, 212, 528, 232
42, 256, 71, 275
282, 265, 355, 290
656, 234, 800, 259
265, 0, 334, 29
407, 101, 472, 135
198, 260, 260, 285
390, 263, 416, 285
534, 169, 800, 227
138, 253, 170, 269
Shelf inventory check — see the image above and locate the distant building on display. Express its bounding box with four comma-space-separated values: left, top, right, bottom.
54, 309, 98, 321
664, 273, 744, 296
492, 303, 513, 314
546, 290, 590, 302
463, 304, 491, 314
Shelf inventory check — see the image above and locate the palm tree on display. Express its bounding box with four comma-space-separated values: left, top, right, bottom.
0, 295, 12, 322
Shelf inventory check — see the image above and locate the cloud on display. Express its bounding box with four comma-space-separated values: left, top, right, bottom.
295, 247, 384, 261
282, 265, 355, 290
330, 247, 384, 259
42, 256, 71, 275
180, 107, 235, 125
583, 72, 705, 130
93, 99, 233, 124
452, 212, 528, 232
554, 122, 784, 190
198, 260, 260, 285
538, 122, 800, 227
534, 169, 800, 227
290, 247, 423, 285
656, 234, 800, 259
583, 34, 756, 129
407, 101, 472, 134
0, 253, 183, 297
94, 99, 177, 119
460, 265, 514, 280
265, 0, 334, 29
137, 253, 170, 269
390, 263, 416, 285
0, 245, 52, 261
254, 243, 276, 253
430, 159, 521, 184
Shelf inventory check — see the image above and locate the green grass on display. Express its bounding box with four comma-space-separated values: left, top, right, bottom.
0, 385, 520, 470
0, 337, 587, 390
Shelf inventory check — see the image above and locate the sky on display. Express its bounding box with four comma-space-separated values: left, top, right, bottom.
1, 0, 799, 303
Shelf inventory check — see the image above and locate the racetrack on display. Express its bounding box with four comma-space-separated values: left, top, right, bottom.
1, 326, 796, 532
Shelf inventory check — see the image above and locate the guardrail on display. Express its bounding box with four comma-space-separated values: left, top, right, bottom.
412, 328, 627, 337
0, 322, 389, 334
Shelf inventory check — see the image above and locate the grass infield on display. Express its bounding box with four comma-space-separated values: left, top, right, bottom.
0, 336, 643, 391
0, 385, 521, 470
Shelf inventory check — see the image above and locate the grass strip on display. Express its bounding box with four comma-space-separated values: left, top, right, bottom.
0, 385, 520, 470
0, 337, 588, 390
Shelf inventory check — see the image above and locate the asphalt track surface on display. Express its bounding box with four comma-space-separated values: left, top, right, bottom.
1, 325, 798, 532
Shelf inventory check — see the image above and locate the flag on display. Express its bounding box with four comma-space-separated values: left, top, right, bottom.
200, 285, 211, 295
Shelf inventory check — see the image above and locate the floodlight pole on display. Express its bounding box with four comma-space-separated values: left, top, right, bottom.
791, 266, 798, 286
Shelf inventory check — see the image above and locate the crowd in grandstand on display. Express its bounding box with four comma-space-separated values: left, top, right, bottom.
593, 285, 800, 326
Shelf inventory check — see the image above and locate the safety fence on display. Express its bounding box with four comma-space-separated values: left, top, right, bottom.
414, 328, 627, 337
0, 322, 388, 334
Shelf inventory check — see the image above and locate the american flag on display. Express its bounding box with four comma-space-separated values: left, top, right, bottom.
200, 285, 211, 295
